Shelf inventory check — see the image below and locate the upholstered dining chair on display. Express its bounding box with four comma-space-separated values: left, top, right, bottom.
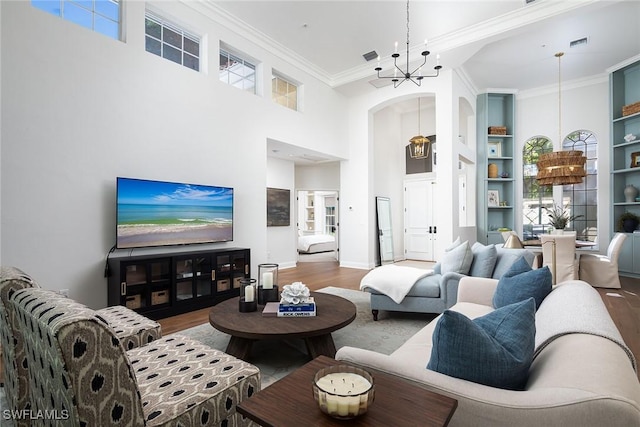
541, 235, 578, 284
579, 233, 627, 288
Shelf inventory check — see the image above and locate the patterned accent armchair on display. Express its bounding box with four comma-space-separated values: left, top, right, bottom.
0, 267, 35, 426
10, 287, 261, 426
0, 266, 161, 425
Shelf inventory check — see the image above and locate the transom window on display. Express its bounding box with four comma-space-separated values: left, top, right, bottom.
32, 0, 120, 40
145, 12, 200, 71
272, 74, 298, 111
219, 49, 256, 93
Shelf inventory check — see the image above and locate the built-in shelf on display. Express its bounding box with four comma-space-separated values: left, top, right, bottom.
477, 92, 516, 245
610, 55, 640, 277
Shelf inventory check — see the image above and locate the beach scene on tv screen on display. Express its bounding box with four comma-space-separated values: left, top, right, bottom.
117, 178, 233, 248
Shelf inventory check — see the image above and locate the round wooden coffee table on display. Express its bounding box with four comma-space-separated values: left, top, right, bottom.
209, 292, 356, 361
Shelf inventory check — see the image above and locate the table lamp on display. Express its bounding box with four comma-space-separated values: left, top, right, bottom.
503, 234, 524, 249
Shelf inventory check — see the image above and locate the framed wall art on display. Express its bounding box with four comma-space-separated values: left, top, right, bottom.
631, 151, 640, 168
266, 187, 290, 226
488, 141, 502, 158
488, 190, 500, 207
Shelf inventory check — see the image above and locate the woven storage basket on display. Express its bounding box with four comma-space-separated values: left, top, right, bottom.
622, 101, 640, 117
488, 126, 507, 135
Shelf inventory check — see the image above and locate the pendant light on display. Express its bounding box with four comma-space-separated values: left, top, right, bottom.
375, 0, 441, 88
536, 52, 586, 186
409, 97, 431, 159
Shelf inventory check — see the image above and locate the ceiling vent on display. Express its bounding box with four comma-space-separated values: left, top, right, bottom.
363, 51, 378, 62
525, 0, 536, 4
570, 37, 589, 48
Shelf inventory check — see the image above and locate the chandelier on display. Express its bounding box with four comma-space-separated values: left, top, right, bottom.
536, 52, 586, 186
375, 0, 441, 88
409, 97, 431, 159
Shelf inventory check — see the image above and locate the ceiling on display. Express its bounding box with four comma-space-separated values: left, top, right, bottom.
207, 0, 640, 163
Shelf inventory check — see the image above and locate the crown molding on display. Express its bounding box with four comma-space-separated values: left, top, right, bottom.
516, 73, 608, 100
606, 53, 640, 73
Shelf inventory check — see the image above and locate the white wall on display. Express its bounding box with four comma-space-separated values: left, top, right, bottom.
266, 157, 296, 269
0, 1, 348, 308
374, 106, 405, 261
516, 76, 610, 250
295, 163, 340, 190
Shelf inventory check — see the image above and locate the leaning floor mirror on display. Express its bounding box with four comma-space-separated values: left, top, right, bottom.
376, 197, 394, 265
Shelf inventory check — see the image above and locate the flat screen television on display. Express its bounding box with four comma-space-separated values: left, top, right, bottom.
116, 177, 233, 249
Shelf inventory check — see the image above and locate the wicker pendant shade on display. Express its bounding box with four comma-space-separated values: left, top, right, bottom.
536, 151, 586, 186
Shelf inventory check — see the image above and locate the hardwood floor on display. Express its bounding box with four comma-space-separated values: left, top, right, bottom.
597, 275, 640, 379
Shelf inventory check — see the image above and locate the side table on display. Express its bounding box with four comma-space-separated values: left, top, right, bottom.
237, 355, 457, 426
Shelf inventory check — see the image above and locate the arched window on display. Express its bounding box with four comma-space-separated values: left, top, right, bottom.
562, 130, 598, 241
522, 136, 553, 239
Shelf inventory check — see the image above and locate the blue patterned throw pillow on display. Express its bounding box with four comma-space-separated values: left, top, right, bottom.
493, 256, 552, 310
427, 298, 536, 390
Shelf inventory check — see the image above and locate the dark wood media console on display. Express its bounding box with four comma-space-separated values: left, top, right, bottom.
107, 247, 250, 319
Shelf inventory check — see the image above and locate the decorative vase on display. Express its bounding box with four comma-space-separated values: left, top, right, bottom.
488, 163, 498, 178
551, 228, 565, 235
624, 185, 639, 203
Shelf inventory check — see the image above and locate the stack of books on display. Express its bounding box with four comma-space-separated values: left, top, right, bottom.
262, 297, 316, 317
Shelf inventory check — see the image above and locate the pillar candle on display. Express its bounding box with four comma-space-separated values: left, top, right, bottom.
244, 285, 255, 303
262, 272, 273, 289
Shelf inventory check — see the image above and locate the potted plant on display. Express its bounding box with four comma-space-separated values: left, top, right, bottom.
545, 204, 583, 232
617, 211, 640, 233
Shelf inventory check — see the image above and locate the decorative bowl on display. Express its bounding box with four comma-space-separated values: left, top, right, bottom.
312, 365, 375, 419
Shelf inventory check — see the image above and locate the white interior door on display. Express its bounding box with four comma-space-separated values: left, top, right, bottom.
404, 179, 436, 261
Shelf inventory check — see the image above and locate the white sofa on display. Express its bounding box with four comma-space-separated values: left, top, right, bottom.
336, 277, 640, 426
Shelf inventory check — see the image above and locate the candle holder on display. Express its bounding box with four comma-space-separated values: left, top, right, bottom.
312, 365, 375, 420
258, 263, 279, 305
257, 285, 279, 305
238, 278, 257, 312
